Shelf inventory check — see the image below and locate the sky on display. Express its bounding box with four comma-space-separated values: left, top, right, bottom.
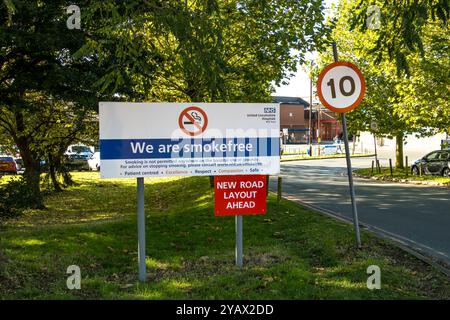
274, 0, 337, 101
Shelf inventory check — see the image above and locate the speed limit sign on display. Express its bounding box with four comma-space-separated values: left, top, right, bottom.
317, 61, 365, 113
370, 121, 378, 132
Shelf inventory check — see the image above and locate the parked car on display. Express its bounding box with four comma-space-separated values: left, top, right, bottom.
88, 152, 100, 171
65, 144, 93, 171
0, 156, 17, 174
411, 150, 450, 177
14, 157, 24, 171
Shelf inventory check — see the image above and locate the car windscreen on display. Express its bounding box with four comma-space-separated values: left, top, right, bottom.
439, 152, 449, 160
425, 152, 439, 160
71, 146, 91, 153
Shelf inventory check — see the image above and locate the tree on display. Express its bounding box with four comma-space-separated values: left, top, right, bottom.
318, 0, 449, 168
34, 99, 98, 192
78, 0, 332, 186
79, 0, 330, 102
2, 0, 14, 22
152, 0, 330, 102
1, 0, 331, 205
349, 0, 449, 75
0, 0, 99, 205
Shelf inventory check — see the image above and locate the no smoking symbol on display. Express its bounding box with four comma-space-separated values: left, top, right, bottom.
178, 106, 208, 136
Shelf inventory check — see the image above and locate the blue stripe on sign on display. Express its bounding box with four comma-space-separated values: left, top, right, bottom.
100, 138, 280, 160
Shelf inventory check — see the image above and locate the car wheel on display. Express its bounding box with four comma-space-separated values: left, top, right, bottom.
411, 166, 419, 175
443, 167, 450, 177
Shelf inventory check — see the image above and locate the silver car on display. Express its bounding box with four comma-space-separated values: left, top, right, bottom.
411, 150, 450, 177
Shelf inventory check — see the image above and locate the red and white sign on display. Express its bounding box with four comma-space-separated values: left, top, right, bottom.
178, 106, 208, 136
214, 175, 267, 216
317, 61, 365, 113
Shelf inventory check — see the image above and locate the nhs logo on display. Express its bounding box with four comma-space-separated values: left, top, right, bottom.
264, 107, 276, 113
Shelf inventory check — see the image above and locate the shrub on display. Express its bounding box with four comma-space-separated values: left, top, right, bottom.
0, 177, 40, 220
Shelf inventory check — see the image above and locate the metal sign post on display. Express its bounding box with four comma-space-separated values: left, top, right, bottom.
340, 114, 362, 247
316, 42, 364, 248
236, 215, 243, 267
214, 175, 268, 267
332, 42, 362, 248
137, 177, 146, 282
371, 121, 379, 172
373, 134, 378, 161
309, 61, 314, 153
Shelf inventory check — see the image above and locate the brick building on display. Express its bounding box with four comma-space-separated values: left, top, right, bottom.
273, 96, 342, 144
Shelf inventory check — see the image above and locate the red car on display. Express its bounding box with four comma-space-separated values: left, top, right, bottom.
0, 156, 17, 174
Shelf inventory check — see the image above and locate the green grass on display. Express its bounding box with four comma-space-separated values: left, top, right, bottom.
281, 150, 309, 156
354, 167, 450, 185
281, 153, 374, 162
0, 172, 449, 299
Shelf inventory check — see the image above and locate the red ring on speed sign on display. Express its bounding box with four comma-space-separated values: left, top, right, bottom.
317, 61, 366, 113
178, 106, 208, 136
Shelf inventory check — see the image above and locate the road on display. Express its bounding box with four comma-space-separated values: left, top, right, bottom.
270, 157, 450, 266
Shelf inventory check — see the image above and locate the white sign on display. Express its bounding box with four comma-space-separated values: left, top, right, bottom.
317, 61, 366, 113
99, 103, 280, 178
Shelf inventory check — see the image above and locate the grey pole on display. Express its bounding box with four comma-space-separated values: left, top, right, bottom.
373, 133, 378, 168
309, 61, 313, 152
341, 114, 362, 247
137, 177, 146, 282
333, 42, 362, 248
236, 215, 243, 267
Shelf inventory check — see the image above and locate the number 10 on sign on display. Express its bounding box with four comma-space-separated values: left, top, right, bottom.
317, 61, 365, 113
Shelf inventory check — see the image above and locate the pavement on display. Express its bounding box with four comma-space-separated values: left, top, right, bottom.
270, 157, 450, 266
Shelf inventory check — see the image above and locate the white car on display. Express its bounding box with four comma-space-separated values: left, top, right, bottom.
88, 152, 100, 171
65, 144, 93, 170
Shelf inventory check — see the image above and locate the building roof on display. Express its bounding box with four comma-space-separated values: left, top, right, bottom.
272, 96, 310, 107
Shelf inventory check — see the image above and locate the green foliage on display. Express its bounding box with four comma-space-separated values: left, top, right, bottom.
74, 1, 162, 99
349, 0, 449, 75
0, 177, 39, 220
317, 0, 449, 168
0, 1, 99, 110
318, 0, 450, 138
1, 0, 15, 24
79, 0, 330, 102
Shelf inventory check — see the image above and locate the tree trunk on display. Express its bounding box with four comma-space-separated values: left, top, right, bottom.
22, 162, 44, 208
48, 154, 63, 192
395, 133, 404, 169
57, 144, 75, 187
14, 111, 44, 208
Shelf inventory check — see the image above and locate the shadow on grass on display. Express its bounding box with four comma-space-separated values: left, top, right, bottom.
1, 174, 449, 299
3, 174, 212, 227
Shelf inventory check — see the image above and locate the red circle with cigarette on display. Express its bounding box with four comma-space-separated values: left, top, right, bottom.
178, 106, 208, 136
